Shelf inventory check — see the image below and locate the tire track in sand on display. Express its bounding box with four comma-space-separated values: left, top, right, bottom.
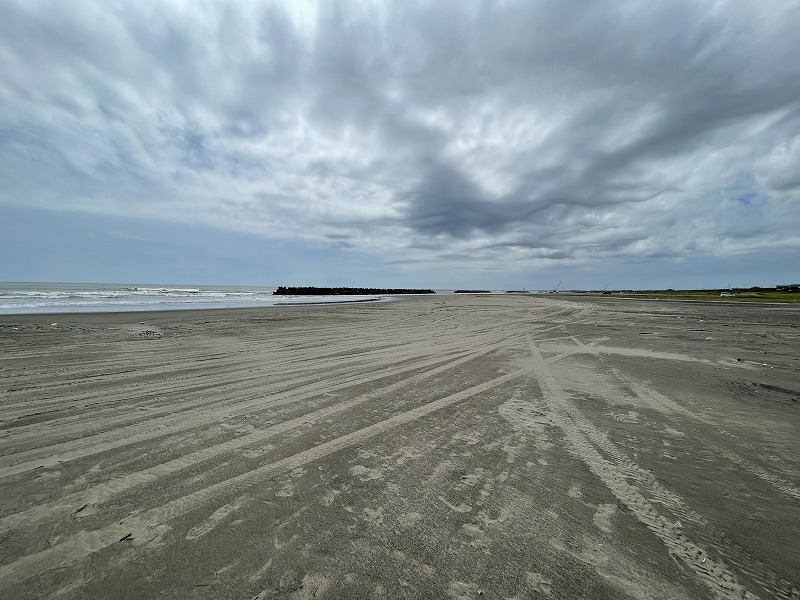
0, 337, 516, 532
0, 315, 474, 421
0, 334, 508, 478
521, 336, 772, 600
0, 312, 527, 448
0, 333, 467, 442
0, 363, 534, 590
612, 370, 800, 501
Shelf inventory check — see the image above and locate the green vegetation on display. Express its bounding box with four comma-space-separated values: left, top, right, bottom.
596, 289, 800, 303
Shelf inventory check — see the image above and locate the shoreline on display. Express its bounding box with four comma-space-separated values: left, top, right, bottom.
0, 282, 431, 317
0, 293, 440, 326
3, 291, 799, 326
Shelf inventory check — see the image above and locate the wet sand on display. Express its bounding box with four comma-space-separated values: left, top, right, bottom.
1, 295, 798, 599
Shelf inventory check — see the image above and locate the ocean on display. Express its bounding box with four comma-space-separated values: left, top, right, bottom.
0, 282, 390, 315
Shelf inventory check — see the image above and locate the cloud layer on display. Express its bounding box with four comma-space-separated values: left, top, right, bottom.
1, 1, 798, 285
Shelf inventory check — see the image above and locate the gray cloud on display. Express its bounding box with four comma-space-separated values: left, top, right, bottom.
0, 0, 798, 284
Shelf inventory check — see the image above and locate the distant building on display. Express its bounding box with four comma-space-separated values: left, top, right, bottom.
776, 284, 800, 292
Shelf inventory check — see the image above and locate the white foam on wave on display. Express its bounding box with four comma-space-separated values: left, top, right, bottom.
0, 283, 386, 314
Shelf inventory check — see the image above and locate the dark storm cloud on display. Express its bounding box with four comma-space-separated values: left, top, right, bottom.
391, 1, 800, 254
404, 163, 523, 237
0, 0, 798, 281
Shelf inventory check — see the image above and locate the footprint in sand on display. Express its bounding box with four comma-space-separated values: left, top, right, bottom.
439, 497, 472, 513
290, 573, 331, 599
394, 447, 423, 465
457, 468, 484, 488
609, 410, 639, 423
397, 511, 423, 527
526, 572, 553, 595
289, 466, 307, 478
462, 523, 491, 553
593, 503, 617, 533
475, 507, 510, 526
277, 480, 297, 497
186, 497, 246, 540
447, 580, 481, 599
362, 507, 384, 526
320, 489, 341, 507
350, 464, 384, 481
663, 426, 685, 438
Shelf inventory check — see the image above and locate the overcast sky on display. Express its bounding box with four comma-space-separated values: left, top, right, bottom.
1, 1, 798, 289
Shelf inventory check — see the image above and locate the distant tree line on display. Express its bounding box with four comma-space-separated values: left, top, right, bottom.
609, 286, 794, 294
273, 286, 435, 296
454, 290, 492, 294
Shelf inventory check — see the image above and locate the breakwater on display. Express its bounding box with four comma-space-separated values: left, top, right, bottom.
273, 286, 435, 296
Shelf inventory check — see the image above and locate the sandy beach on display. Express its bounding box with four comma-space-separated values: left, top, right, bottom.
1, 294, 798, 599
